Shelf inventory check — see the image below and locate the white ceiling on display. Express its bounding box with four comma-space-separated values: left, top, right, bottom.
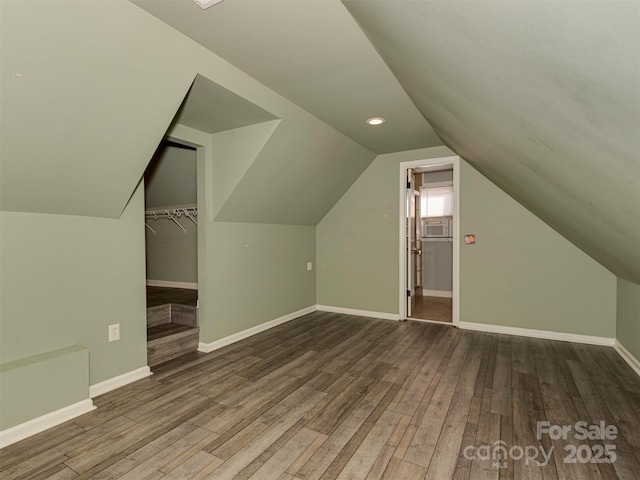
131, 0, 443, 154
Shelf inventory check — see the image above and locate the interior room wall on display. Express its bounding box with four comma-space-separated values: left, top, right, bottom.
144, 144, 198, 284
616, 277, 640, 361
166, 124, 316, 346
317, 147, 617, 337
459, 161, 616, 336
317, 146, 455, 314
145, 144, 197, 209
0, 0, 364, 433
206, 222, 316, 341
0, 185, 148, 386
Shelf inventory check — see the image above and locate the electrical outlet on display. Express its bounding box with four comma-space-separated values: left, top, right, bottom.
108, 323, 120, 342
306, 262, 313, 271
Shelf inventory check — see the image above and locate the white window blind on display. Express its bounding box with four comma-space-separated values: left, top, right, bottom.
421, 185, 453, 217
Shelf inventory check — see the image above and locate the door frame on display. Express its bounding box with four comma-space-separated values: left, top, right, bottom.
398, 156, 460, 326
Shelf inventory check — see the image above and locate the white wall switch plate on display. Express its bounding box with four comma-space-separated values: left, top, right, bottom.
306, 262, 313, 271
108, 323, 120, 342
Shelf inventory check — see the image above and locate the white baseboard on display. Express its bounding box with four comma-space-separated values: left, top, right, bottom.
458, 321, 615, 346
421, 289, 453, 298
198, 306, 317, 353
0, 399, 95, 449
614, 340, 640, 377
146, 280, 198, 290
89, 366, 152, 398
316, 305, 401, 321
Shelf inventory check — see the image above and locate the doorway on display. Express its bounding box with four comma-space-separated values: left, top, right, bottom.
399, 156, 460, 325
143, 139, 200, 367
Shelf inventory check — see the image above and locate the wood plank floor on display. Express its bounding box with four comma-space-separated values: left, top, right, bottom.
2, 312, 640, 479
146, 287, 198, 308
410, 295, 452, 323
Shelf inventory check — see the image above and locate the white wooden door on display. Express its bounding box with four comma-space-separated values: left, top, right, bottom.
406, 169, 416, 318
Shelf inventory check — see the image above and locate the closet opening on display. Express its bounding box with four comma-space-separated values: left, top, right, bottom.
399, 156, 460, 326
143, 139, 200, 367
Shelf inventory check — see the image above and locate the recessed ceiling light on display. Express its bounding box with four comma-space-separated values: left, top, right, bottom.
366, 117, 386, 126
192, 0, 224, 9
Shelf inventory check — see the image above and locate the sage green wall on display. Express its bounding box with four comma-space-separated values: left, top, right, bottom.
0, 186, 148, 384
460, 162, 616, 336
616, 278, 640, 360
207, 223, 316, 341
317, 147, 617, 337
317, 147, 455, 313
166, 124, 316, 345
0, 346, 89, 430
144, 145, 197, 209
145, 216, 198, 284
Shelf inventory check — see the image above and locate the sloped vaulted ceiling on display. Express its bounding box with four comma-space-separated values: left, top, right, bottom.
344, 1, 640, 283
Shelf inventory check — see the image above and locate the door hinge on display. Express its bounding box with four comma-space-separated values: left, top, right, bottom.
407, 290, 411, 297
406, 181, 411, 189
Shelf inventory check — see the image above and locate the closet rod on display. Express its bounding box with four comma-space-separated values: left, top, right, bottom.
144, 207, 198, 235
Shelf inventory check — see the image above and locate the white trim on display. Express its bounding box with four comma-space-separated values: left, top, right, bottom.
421, 289, 453, 298
614, 340, 640, 377
146, 280, 198, 290
0, 399, 95, 449
89, 366, 152, 398
407, 317, 455, 326
198, 306, 317, 353
458, 321, 615, 346
317, 305, 401, 321
399, 156, 460, 327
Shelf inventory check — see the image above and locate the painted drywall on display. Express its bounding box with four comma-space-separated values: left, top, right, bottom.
1, 0, 376, 226
144, 144, 197, 209
460, 162, 616, 336
0, 0, 195, 218
0, 346, 89, 430
214, 117, 375, 225
166, 124, 316, 344
317, 147, 455, 313
0, 186, 148, 384
317, 147, 617, 337
145, 216, 197, 285
344, 1, 640, 283
206, 222, 316, 342
210, 120, 281, 219
616, 278, 640, 361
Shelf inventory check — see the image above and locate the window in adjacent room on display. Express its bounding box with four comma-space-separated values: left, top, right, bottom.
421, 184, 453, 218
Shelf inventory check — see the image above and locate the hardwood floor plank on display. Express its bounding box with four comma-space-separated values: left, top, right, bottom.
334, 409, 403, 480
201, 392, 326, 480
424, 392, 472, 480
286, 432, 328, 476
381, 457, 427, 480
315, 384, 401, 480
364, 445, 395, 480
403, 372, 459, 467
295, 382, 397, 480
246, 427, 324, 480
490, 353, 512, 416
2, 312, 639, 480
161, 450, 221, 480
